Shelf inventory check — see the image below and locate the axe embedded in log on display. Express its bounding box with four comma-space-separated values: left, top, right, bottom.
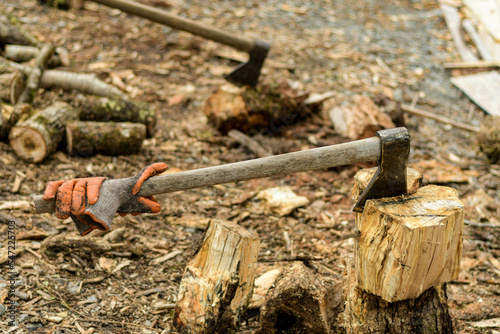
34, 128, 410, 222
91, 0, 270, 87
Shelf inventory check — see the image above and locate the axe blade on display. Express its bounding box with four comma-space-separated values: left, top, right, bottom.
225, 39, 270, 87
353, 127, 410, 212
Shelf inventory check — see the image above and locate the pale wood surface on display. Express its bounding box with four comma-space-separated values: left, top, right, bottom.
356, 185, 464, 302
174, 218, 260, 333
9, 102, 79, 163
440, 3, 478, 62
450, 71, 500, 116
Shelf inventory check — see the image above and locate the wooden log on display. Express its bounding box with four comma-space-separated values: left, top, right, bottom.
0, 16, 40, 47
80, 97, 156, 137
345, 167, 464, 333
0, 57, 127, 99
173, 218, 260, 333
329, 95, 395, 140
0, 65, 24, 104
477, 115, 500, 164
204, 79, 321, 135
66, 121, 146, 156
258, 262, 344, 334
9, 102, 79, 163
18, 44, 54, 104
4, 45, 70, 67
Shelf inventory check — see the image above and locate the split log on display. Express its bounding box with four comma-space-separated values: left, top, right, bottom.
9, 102, 79, 162
174, 218, 260, 333
0, 57, 127, 99
477, 115, 500, 164
80, 97, 156, 137
18, 44, 54, 104
258, 262, 344, 334
0, 65, 24, 104
66, 121, 146, 156
329, 95, 395, 140
204, 80, 321, 135
4, 45, 70, 67
345, 167, 464, 333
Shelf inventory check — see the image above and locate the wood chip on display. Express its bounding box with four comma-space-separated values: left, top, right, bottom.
150, 250, 182, 265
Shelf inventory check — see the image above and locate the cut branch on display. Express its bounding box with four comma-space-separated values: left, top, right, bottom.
18, 44, 54, 104
0, 57, 127, 99
5, 45, 70, 67
401, 103, 480, 132
81, 96, 156, 137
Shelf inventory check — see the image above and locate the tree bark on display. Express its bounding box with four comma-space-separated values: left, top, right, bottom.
66, 121, 146, 156
0, 65, 24, 104
81, 96, 156, 137
258, 262, 344, 334
204, 80, 321, 135
9, 102, 79, 162
174, 218, 260, 334
0, 57, 127, 99
17, 43, 54, 104
4, 45, 69, 67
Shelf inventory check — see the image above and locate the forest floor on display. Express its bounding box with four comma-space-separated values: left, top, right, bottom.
0, 0, 499, 333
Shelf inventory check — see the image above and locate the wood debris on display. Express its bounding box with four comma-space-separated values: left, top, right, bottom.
256, 186, 310, 216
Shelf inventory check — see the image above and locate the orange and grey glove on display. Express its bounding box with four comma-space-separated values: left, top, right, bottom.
42, 163, 168, 236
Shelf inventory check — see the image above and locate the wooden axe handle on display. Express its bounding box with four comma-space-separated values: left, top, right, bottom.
92, 0, 255, 52
34, 137, 380, 214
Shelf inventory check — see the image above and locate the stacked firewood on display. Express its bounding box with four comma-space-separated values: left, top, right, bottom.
0, 15, 156, 163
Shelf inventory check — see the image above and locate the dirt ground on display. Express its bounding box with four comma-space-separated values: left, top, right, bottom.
1, 0, 499, 333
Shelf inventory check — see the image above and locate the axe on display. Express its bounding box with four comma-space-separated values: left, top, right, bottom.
34, 128, 410, 224
91, 0, 270, 87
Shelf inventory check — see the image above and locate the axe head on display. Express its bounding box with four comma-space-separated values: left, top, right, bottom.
225, 39, 270, 87
353, 127, 410, 212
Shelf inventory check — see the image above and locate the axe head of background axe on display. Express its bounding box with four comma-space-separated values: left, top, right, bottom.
225, 39, 271, 87
353, 127, 410, 212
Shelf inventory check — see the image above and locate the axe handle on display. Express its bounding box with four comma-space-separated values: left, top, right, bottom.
34, 137, 381, 214
92, 0, 255, 52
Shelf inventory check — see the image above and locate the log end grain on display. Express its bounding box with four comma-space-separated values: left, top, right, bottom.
9, 126, 47, 163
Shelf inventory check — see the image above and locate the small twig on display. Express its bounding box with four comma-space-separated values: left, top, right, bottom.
465, 220, 500, 228
228, 129, 273, 158
259, 255, 324, 262
401, 103, 480, 132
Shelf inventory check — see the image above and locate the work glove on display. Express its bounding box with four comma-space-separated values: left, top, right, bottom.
42, 162, 168, 236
